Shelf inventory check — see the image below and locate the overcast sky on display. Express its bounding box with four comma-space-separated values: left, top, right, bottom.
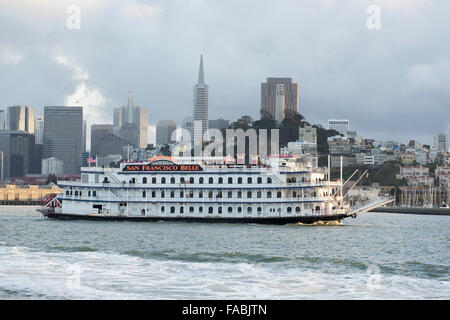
0, 0, 449, 147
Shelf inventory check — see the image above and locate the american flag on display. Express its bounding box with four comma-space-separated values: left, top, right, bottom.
87, 157, 96, 164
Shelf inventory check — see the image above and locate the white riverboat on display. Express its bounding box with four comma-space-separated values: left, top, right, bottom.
38, 156, 393, 224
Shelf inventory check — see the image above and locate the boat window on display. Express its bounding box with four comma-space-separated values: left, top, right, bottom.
189, 177, 194, 184
208, 207, 213, 214
170, 207, 175, 213
228, 177, 233, 184
218, 177, 223, 184
267, 191, 272, 198
199, 191, 203, 198
170, 191, 174, 198
171, 177, 175, 184
296, 207, 301, 212
287, 207, 292, 213
209, 177, 214, 184
199, 207, 203, 213
247, 177, 252, 184
238, 177, 242, 184
142, 177, 147, 184
247, 207, 252, 213
152, 177, 156, 184
293, 191, 297, 197
189, 207, 194, 213
75, 191, 78, 196
142, 191, 146, 198
228, 191, 232, 198
161, 177, 166, 184
238, 207, 242, 213
180, 191, 183, 198
180, 207, 184, 214
277, 191, 282, 198
92, 191, 96, 197
161, 191, 165, 198
208, 191, 213, 198
228, 207, 233, 213
267, 177, 272, 184
257, 207, 262, 213
247, 191, 252, 198
237, 191, 242, 198
257, 177, 262, 184
152, 191, 155, 198
199, 177, 204, 184
180, 177, 185, 183
257, 191, 261, 198
161, 206, 165, 213
66, 190, 69, 195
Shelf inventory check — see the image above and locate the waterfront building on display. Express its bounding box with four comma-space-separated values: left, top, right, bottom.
43, 106, 83, 175
91, 124, 113, 157
41, 157, 64, 175
261, 77, 299, 120
0, 184, 61, 203
113, 93, 148, 148
156, 120, 177, 145
327, 119, 349, 137
34, 115, 44, 145
7, 105, 34, 134
0, 131, 36, 179
434, 133, 448, 153
193, 54, 209, 143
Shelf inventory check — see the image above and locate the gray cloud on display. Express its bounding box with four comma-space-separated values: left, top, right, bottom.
0, 0, 448, 147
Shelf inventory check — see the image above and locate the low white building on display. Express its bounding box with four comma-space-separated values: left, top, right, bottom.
42, 157, 64, 175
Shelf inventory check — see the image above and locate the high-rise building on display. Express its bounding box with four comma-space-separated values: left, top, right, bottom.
193, 54, 209, 143
0, 110, 6, 131
156, 120, 177, 145
434, 133, 448, 153
91, 124, 113, 157
97, 133, 130, 157
327, 119, 350, 137
113, 92, 148, 148
182, 117, 194, 141
261, 78, 299, 120
34, 115, 44, 145
43, 106, 83, 175
7, 106, 34, 133
0, 131, 36, 179
299, 125, 317, 144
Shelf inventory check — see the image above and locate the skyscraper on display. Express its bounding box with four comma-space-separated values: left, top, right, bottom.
91, 124, 113, 157
0, 110, 6, 131
34, 115, 44, 145
193, 54, 209, 143
113, 92, 148, 148
261, 78, 299, 120
0, 131, 36, 179
156, 120, 177, 145
7, 106, 34, 133
43, 106, 83, 175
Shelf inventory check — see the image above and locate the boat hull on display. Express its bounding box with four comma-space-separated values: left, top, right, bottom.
40, 211, 349, 225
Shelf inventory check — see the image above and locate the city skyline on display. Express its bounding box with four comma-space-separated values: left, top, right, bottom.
0, 1, 449, 147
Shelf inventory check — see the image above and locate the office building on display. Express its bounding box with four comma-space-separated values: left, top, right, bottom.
193, 54, 209, 143
0, 131, 36, 179
434, 133, 448, 153
34, 115, 44, 145
113, 92, 148, 148
156, 120, 177, 145
41, 157, 64, 175
7, 105, 34, 133
261, 77, 299, 120
0, 110, 6, 131
91, 124, 113, 157
328, 119, 350, 137
209, 118, 229, 131
43, 106, 83, 175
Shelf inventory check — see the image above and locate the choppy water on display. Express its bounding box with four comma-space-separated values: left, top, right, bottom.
0, 206, 449, 299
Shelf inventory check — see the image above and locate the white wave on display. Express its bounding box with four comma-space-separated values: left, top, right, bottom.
0, 246, 448, 299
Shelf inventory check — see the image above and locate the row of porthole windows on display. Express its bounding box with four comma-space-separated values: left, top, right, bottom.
160, 206, 263, 214
139, 176, 272, 185
142, 190, 284, 199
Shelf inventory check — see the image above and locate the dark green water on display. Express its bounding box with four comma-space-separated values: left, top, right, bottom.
0, 206, 449, 299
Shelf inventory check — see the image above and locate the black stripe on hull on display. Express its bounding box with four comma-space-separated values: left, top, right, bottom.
41, 212, 349, 225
